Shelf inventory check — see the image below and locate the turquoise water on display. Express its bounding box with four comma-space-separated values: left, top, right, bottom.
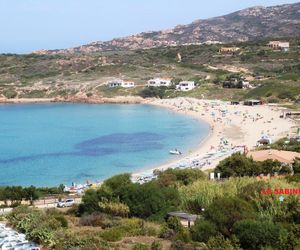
0, 103, 209, 187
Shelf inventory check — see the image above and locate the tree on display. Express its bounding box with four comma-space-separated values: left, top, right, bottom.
104, 173, 132, 192
121, 181, 180, 219
157, 168, 206, 187
79, 176, 180, 220
204, 197, 256, 237
23, 186, 40, 205
3, 186, 24, 205
191, 219, 218, 243
215, 153, 260, 178
78, 189, 101, 214
260, 159, 281, 174
233, 219, 288, 250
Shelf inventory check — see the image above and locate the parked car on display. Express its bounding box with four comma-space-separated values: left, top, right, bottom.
57, 198, 75, 208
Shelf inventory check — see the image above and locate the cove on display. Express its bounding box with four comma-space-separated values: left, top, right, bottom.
0, 103, 209, 186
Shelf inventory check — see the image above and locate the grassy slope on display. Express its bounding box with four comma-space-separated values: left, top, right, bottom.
0, 37, 299, 102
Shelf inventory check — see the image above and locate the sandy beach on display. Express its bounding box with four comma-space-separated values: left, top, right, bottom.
132, 97, 296, 181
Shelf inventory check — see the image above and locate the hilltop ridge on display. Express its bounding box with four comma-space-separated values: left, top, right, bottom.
34, 2, 300, 54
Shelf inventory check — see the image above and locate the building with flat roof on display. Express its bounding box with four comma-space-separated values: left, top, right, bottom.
268, 41, 290, 52
147, 78, 172, 87
219, 47, 240, 54
107, 79, 135, 88
177, 81, 195, 91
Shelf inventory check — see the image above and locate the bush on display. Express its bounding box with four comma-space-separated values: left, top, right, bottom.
191, 220, 218, 243
286, 173, 300, 183
167, 216, 184, 233
133, 243, 149, 250
174, 228, 191, 243
159, 224, 176, 239
207, 234, 238, 250
79, 212, 107, 227
121, 181, 180, 220
233, 219, 288, 250
6, 206, 64, 246
170, 240, 185, 250
3, 89, 17, 99
151, 240, 162, 250
278, 91, 294, 100
99, 201, 130, 217
100, 227, 124, 242
157, 168, 206, 187
139, 86, 167, 99
204, 197, 256, 237
179, 178, 257, 213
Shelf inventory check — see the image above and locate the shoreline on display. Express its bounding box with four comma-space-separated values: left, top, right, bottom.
130, 101, 214, 178
0, 96, 296, 185
132, 97, 296, 181
0, 96, 145, 105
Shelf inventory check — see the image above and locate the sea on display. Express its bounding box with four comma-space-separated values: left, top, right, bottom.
0, 103, 209, 187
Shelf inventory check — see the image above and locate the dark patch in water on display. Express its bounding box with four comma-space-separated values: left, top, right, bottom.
0, 132, 164, 165
76, 132, 164, 147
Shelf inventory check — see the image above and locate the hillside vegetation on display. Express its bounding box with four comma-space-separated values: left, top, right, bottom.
5, 163, 300, 249
0, 37, 300, 103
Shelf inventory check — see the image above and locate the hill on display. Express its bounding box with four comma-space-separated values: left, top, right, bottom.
34, 2, 300, 55
1, 37, 300, 104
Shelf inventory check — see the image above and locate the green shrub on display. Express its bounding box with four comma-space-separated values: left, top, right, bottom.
159, 224, 176, 239
100, 227, 124, 242
151, 240, 162, 250
99, 201, 130, 217
167, 216, 184, 233
233, 219, 288, 250
3, 89, 17, 99
157, 168, 206, 187
53, 214, 68, 228
286, 173, 300, 183
204, 197, 256, 237
133, 243, 149, 250
170, 240, 185, 250
174, 228, 191, 243
139, 86, 168, 99
191, 219, 218, 243
207, 234, 238, 250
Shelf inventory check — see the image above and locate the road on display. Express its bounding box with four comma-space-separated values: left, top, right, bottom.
0, 197, 82, 215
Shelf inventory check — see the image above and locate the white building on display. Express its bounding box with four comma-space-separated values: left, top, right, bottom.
177, 81, 195, 91
107, 79, 135, 88
147, 78, 172, 87
268, 41, 290, 52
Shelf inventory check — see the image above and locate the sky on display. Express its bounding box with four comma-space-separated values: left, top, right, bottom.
0, 0, 298, 53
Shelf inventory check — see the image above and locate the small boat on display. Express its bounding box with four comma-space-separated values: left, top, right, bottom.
169, 149, 182, 155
